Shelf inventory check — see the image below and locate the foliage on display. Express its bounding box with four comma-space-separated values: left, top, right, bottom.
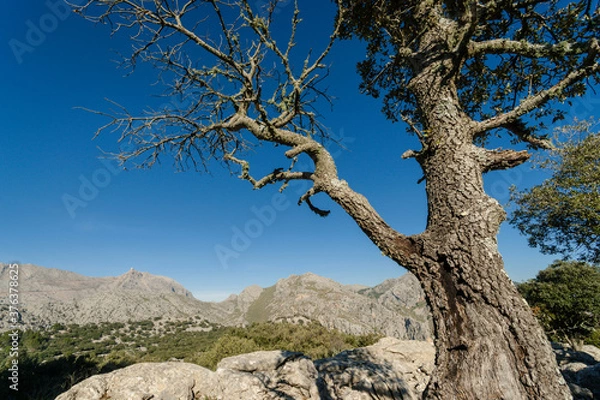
340, 1, 600, 138
0, 319, 380, 399
517, 260, 600, 345
586, 328, 600, 347
193, 321, 381, 369
193, 334, 261, 370
510, 120, 600, 263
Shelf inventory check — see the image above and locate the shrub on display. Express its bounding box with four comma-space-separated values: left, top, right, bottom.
518, 260, 600, 346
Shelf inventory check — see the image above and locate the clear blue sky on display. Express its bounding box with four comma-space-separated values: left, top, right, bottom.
1, 1, 595, 301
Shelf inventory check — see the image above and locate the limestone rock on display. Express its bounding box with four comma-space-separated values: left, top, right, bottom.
210, 351, 321, 399
580, 345, 600, 363
55, 362, 213, 400
1, 264, 431, 342
317, 338, 434, 399
576, 363, 600, 398
554, 343, 600, 399
55, 338, 433, 400
54, 339, 600, 400
0, 264, 227, 330
236, 272, 432, 340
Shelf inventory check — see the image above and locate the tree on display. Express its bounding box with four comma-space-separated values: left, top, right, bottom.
70, 0, 600, 398
510, 121, 600, 263
518, 260, 600, 346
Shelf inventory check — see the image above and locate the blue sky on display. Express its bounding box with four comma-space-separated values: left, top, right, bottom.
1, 1, 596, 301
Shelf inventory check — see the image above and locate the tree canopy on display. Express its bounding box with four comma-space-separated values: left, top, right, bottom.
518, 260, 600, 345
510, 120, 600, 263
340, 0, 600, 146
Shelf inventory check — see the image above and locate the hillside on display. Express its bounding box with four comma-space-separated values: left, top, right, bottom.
219, 272, 431, 339
0, 263, 431, 340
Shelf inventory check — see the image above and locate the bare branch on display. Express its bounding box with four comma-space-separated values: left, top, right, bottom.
72, 0, 423, 269
299, 187, 331, 217
225, 152, 313, 189
501, 120, 555, 150
401, 113, 425, 144
254, 170, 313, 189
284, 143, 320, 159
401, 149, 420, 159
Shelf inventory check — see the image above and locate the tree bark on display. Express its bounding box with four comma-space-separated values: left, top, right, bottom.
400, 68, 571, 398
413, 145, 571, 399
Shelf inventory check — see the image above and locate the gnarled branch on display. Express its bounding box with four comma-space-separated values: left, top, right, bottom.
480, 148, 531, 172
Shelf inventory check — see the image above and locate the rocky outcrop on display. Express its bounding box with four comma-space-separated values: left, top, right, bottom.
54, 362, 213, 400
553, 343, 600, 399
0, 264, 228, 330
55, 339, 600, 400
55, 353, 321, 400
56, 338, 434, 400
316, 338, 434, 400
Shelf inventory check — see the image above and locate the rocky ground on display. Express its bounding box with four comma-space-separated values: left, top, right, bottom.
56, 337, 435, 400
56, 338, 600, 400
553, 342, 600, 399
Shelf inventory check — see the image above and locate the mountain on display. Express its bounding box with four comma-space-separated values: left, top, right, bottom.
206, 272, 431, 339
0, 263, 431, 340
0, 264, 227, 330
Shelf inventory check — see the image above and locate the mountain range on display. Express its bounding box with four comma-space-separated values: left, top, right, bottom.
0, 263, 431, 340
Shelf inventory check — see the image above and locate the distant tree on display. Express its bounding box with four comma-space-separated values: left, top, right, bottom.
518, 260, 600, 346
71, 0, 600, 398
510, 120, 600, 263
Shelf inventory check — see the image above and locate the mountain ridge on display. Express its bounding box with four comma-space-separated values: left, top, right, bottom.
0, 263, 431, 340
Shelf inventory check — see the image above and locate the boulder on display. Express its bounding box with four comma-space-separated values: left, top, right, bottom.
55, 340, 600, 400
209, 351, 321, 400
576, 363, 600, 398
56, 338, 432, 400
580, 345, 600, 363
55, 362, 213, 400
553, 342, 600, 399
317, 338, 434, 399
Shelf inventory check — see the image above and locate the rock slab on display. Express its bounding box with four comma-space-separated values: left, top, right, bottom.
56, 338, 433, 400
56, 339, 600, 400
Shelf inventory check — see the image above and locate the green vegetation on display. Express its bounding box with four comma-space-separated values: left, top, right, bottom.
510, 121, 600, 263
245, 285, 276, 323
518, 260, 600, 347
0, 319, 380, 400
193, 321, 380, 369
510, 121, 600, 347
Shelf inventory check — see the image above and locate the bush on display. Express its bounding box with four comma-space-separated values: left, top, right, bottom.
193, 335, 260, 370
518, 260, 600, 346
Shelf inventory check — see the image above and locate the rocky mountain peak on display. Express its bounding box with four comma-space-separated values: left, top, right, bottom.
280, 272, 339, 290
109, 268, 193, 297
1, 264, 431, 341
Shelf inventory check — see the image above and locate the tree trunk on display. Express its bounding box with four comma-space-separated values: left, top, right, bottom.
326, 138, 572, 398
413, 189, 572, 400
416, 256, 571, 399
404, 80, 571, 398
